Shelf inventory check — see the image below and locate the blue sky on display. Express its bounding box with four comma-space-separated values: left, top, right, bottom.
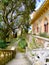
36, 0, 45, 7
35, 0, 45, 10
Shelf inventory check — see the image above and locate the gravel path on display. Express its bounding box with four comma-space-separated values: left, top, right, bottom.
6, 52, 32, 65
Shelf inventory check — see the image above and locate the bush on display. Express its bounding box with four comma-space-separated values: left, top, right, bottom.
0, 39, 7, 49
17, 46, 25, 52
18, 38, 27, 49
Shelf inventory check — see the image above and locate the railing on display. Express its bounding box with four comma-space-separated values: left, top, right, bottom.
26, 34, 49, 52
33, 35, 49, 48
28, 34, 49, 44
0, 49, 16, 65
33, 35, 49, 42
26, 34, 49, 65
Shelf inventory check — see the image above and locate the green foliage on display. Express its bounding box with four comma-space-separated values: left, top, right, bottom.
0, 0, 36, 42
17, 46, 25, 52
0, 39, 7, 49
0, 31, 4, 39
2, 0, 8, 3
0, 14, 2, 22
18, 37, 27, 49
2, 0, 9, 6
0, 28, 8, 41
17, 36, 27, 52
0, 22, 13, 42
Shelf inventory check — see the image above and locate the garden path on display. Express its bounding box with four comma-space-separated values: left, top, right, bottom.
6, 52, 32, 65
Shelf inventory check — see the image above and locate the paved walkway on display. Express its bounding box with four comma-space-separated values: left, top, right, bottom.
6, 52, 32, 65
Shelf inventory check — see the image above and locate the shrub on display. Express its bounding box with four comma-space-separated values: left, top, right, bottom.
18, 38, 27, 49
17, 46, 25, 52
0, 39, 7, 49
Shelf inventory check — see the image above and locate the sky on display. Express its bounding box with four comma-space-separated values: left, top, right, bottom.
30, 0, 45, 18
35, 0, 45, 10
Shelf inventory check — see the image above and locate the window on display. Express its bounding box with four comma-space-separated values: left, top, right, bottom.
37, 26, 39, 32
44, 21, 48, 33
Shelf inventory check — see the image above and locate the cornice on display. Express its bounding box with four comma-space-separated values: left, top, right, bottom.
30, 0, 49, 24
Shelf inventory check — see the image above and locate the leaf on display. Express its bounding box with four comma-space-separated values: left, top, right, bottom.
2, 0, 9, 6
0, 15, 2, 22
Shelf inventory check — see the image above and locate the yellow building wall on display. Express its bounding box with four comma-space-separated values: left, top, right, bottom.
32, 9, 49, 34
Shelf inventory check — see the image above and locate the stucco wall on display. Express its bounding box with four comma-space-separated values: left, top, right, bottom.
32, 8, 49, 34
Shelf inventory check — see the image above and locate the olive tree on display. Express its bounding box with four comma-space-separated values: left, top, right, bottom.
0, 0, 36, 40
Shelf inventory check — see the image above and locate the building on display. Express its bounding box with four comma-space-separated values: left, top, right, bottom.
30, 0, 49, 35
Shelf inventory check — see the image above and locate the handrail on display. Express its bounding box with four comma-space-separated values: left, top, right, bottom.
28, 34, 49, 42
33, 35, 49, 42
